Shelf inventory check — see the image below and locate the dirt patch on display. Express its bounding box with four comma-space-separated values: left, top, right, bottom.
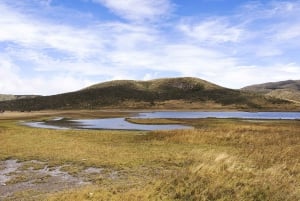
0, 159, 117, 200
0, 160, 22, 186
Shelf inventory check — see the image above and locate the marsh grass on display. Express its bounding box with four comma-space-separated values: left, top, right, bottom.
144, 119, 300, 201
0, 118, 299, 200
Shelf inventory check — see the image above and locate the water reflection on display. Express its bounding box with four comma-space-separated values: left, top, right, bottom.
22, 122, 70, 130
22, 111, 300, 131
23, 117, 191, 131
137, 111, 300, 119
71, 118, 191, 131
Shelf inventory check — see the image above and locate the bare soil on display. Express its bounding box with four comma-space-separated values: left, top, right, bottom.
0, 159, 117, 200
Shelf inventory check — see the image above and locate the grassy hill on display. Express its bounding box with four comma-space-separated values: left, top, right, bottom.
0, 94, 39, 102
0, 77, 296, 111
84, 77, 221, 91
242, 80, 300, 103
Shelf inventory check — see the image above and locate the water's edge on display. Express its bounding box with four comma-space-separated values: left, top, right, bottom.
22, 111, 300, 131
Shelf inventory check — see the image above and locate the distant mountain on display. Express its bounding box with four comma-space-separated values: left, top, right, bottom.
0, 94, 39, 102
242, 80, 300, 103
0, 77, 296, 111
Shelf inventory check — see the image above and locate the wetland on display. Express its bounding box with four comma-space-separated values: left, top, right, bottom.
0, 110, 299, 200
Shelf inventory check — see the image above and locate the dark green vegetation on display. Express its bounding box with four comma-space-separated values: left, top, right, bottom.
0, 77, 296, 111
242, 80, 300, 103
0, 114, 299, 200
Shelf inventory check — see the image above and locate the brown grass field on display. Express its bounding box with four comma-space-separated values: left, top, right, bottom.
0, 111, 299, 200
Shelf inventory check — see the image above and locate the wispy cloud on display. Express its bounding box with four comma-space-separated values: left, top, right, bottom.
178, 18, 244, 43
0, 2, 104, 59
0, 52, 94, 94
92, 0, 173, 21
0, 0, 300, 95
0, 56, 22, 93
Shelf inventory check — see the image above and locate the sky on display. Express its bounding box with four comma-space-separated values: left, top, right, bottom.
0, 0, 300, 95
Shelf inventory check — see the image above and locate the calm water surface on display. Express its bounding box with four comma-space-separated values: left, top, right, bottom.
23, 111, 300, 131
137, 111, 300, 119
71, 118, 191, 131
22, 122, 70, 130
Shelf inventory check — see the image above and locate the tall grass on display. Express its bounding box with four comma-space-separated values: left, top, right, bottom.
144, 120, 300, 201
0, 118, 299, 200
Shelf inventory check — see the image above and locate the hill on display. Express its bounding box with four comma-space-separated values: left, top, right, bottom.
84, 77, 221, 91
0, 94, 39, 102
0, 77, 297, 111
242, 80, 300, 103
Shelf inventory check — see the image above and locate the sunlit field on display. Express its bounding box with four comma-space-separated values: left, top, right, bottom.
0, 112, 299, 201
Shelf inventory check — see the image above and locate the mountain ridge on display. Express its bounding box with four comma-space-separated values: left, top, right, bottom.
0, 77, 297, 111
242, 80, 300, 103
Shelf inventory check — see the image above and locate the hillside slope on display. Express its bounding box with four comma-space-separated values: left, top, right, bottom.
84, 77, 221, 91
242, 80, 300, 103
0, 77, 296, 111
0, 94, 39, 102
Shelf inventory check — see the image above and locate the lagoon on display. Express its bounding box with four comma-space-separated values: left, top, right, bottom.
137, 111, 300, 119
71, 118, 191, 131
23, 111, 300, 131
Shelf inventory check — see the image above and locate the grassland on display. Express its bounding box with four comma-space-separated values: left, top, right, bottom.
0, 112, 299, 200
242, 79, 300, 103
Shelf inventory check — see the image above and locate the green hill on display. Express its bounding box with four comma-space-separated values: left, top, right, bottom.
242, 80, 300, 103
0, 77, 296, 111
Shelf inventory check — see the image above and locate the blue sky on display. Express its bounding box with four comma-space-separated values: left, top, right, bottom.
0, 0, 300, 95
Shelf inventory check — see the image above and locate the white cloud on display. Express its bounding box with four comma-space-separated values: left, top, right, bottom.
0, 57, 23, 94
273, 25, 300, 41
0, 0, 300, 95
0, 3, 104, 59
92, 0, 173, 21
0, 53, 94, 95
178, 19, 244, 43
142, 72, 159, 81
26, 75, 94, 95
219, 64, 300, 88
158, 44, 237, 73
238, 1, 300, 21
254, 45, 282, 57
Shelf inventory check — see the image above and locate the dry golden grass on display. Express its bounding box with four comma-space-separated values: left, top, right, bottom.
0, 110, 131, 120
144, 119, 300, 201
0, 117, 299, 200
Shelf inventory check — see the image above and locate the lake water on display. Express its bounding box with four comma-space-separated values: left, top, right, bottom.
22, 121, 70, 130
23, 111, 300, 131
71, 118, 191, 131
23, 118, 191, 131
137, 111, 300, 120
